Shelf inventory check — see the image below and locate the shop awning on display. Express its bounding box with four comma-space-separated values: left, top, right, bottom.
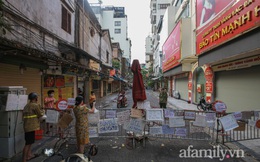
111, 76, 128, 83
151, 76, 162, 80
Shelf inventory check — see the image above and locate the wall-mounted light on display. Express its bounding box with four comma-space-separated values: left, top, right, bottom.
19, 64, 26, 74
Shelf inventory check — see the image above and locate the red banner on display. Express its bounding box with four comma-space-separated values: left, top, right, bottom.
196, 0, 260, 55
162, 22, 181, 72
205, 82, 213, 93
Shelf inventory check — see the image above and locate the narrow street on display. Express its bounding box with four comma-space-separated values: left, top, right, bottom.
11, 89, 244, 162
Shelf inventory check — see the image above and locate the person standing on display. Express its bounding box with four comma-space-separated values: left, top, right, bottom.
22, 92, 44, 162
73, 96, 95, 153
44, 90, 56, 134
89, 91, 96, 108
159, 88, 168, 108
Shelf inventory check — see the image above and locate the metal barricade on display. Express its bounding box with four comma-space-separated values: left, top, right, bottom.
96, 108, 218, 149
216, 111, 260, 144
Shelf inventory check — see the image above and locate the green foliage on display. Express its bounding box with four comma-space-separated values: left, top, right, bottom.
112, 59, 120, 70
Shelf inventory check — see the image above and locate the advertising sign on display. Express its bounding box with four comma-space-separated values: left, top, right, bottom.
149, 127, 163, 135
205, 82, 213, 93
196, 0, 235, 29
117, 110, 130, 125
164, 109, 175, 118
98, 118, 119, 134
169, 116, 185, 128
162, 125, 175, 135
219, 114, 239, 131
162, 22, 181, 72
146, 109, 164, 121
56, 99, 68, 110
184, 111, 196, 120
196, 0, 260, 54
124, 118, 145, 134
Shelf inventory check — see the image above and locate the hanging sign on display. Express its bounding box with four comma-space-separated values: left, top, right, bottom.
98, 118, 119, 133
149, 127, 163, 135
164, 109, 175, 118
56, 99, 68, 110
117, 110, 130, 125
169, 116, 185, 127
219, 114, 239, 131
146, 109, 164, 121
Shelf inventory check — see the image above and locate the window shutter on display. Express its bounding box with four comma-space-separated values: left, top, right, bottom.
68, 13, 71, 34
61, 6, 67, 31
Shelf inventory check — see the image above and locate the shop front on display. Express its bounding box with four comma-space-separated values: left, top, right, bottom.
42, 74, 76, 104
195, 0, 260, 112
213, 56, 260, 112
0, 62, 46, 101
175, 73, 189, 101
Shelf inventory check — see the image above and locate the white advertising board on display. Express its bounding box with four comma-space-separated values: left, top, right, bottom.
98, 118, 119, 133
146, 109, 164, 121
219, 114, 239, 132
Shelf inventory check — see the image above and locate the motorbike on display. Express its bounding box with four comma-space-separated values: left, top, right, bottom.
117, 91, 127, 108
197, 95, 213, 111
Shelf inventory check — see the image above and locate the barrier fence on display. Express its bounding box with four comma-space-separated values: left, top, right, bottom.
216, 111, 260, 144
40, 108, 260, 149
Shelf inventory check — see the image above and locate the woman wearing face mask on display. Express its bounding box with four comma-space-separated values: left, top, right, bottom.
44, 90, 57, 134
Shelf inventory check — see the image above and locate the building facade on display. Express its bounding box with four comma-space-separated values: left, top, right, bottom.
91, 4, 132, 70
160, 0, 260, 113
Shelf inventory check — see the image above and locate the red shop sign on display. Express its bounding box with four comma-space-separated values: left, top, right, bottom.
205, 67, 213, 81
196, 0, 260, 54
206, 82, 213, 93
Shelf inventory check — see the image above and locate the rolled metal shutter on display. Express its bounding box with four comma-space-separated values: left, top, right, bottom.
175, 77, 189, 100
215, 65, 260, 112
0, 63, 41, 99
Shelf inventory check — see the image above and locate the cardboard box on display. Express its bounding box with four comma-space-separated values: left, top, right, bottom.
58, 113, 73, 129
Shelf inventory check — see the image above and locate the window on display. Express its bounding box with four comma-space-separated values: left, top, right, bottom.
106, 51, 109, 63
114, 21, 121, 26
158, 3, 170, 9
61, 5, 71, 34
114, 28, 121, 34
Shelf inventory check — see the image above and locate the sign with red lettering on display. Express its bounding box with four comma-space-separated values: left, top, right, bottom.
205, 82, 213, 93
204, 67, 213, 82
56, 99, 68, 110
213, 55, 260, 71
196, 0, 260, 55
162, 22, 181, 72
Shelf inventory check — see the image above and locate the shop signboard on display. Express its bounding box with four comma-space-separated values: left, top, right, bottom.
162, 22, 181, 72
205, 82, 213, 93
196, 0, 260, 55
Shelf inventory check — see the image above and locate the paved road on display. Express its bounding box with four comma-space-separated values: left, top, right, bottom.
9, 89, 244, 162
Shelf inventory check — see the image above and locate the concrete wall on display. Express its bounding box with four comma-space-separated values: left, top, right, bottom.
78, 9, 100, 59
5, 0, 75, 43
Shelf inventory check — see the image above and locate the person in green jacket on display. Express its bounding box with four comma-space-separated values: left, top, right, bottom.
159, 88, 168, 108
22, 92, 44, 162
